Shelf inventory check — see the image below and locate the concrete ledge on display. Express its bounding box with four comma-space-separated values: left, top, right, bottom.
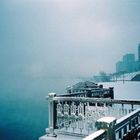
39, 135, 57, 140
83, 129, 106, 140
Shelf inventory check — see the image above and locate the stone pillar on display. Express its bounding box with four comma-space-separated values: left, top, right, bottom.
95, 117, 117, 140
47, 93, 57, 137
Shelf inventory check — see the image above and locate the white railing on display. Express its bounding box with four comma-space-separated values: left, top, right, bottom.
115, 108, 140, 139
83, 129, 107, 140
83, 108, 140, 140
45, 93, 140, 138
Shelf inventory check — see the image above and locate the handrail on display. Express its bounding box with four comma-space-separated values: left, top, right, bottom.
83, 129, 107, 140
46, 95, 140, 136
47, 96, 140, 105
40, 93, 140, 140
87, 109, 140, 140
116, 108, 140, 129
115, 108, 140, 139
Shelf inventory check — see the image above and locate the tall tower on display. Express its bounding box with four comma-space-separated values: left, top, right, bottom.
138, 43, 140, 71
138, 43, 140, 61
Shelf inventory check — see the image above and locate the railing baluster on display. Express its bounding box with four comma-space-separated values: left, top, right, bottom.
40, 95, 140, 140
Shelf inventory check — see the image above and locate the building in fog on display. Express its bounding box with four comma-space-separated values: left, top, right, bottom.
123, 53, 135, 73
138, 43, 140, 61
135, 61, 140, 71
138, 44, 140, 70
116, 61, 125, 73
116, 44, 140, 73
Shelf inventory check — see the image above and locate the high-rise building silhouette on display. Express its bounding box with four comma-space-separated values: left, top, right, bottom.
116, 61, 125, 73
116, 43, 140, 73
122, 54, 135, 73
138, 43, 140, 70
138, 43, 140, 61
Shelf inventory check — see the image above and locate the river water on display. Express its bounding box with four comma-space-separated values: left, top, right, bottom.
0, 78, 139, 140
0, 77, 79, 140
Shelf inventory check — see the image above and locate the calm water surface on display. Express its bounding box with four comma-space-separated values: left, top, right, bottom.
0, 77, 79, 140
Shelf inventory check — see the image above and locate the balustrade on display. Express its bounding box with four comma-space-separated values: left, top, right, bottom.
41, 93, 140, 140
115, 108, 140, 140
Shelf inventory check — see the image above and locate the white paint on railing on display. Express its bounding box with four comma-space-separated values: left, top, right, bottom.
83, 129, 105, 140
41, 93, 140, 140
97, 116, 116, 123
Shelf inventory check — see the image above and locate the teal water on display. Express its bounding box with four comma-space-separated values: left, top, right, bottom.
0, 77, 79, 140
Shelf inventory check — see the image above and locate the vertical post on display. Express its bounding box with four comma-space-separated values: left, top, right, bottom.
122, 104, 124, 116
46, 93, 57, 137
123, 72, 125, 84
131, 104, 134, 111
96, 117, 117, 140
109, 87, 114, 99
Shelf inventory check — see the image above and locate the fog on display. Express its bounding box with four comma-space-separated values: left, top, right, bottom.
1, 0, 140, 81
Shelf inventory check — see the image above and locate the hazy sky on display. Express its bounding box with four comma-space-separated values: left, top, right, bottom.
1, 0, 140, 79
